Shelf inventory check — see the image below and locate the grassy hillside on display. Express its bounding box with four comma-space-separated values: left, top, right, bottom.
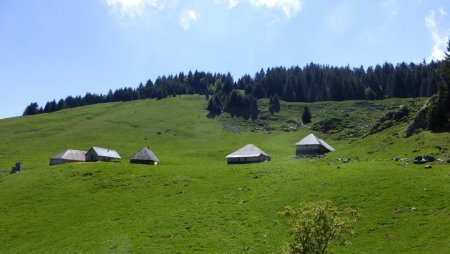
0, 95, 449, 253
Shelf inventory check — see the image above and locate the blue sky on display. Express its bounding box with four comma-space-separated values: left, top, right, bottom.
0, 0, 449, 119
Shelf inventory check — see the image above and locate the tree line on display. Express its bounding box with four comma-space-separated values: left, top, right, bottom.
237, 61, 442, 102
24, 61, 443, 116
24, 71, 233, 115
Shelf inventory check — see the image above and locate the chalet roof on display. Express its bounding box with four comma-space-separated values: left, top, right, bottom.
130, 147, 159, 162
89, 147, 121, 159
226, 144, 270, 158
295, 133, 335, 152
50, 149, 86, 161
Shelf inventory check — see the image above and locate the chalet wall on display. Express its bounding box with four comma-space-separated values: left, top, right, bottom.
49, 158, 85, 165
296, 145, 328, 157
49, 158, 64, 165
86, 150, 99, 162
130, 159, 157, 165
227, 155, 270, 164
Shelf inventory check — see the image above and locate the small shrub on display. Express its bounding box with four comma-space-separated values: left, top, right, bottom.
281, 200, 357, 254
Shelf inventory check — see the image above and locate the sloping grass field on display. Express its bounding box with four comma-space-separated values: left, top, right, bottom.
0, 95, 449, 253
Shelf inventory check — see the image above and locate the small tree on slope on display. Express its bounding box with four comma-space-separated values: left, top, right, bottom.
302, 106, 312, 124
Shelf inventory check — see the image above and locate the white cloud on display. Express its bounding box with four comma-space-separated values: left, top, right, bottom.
228, 0, 239, 9
249, 0, 302, 18
425, 9, 449, 61
179, 9, 197, 31
107, 0, 302, 25
105, 0, 165, 19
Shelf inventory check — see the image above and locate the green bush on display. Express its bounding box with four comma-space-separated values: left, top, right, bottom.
281, 201, 357, 254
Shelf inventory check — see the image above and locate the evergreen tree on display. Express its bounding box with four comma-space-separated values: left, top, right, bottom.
426, 95, 444, 130
64, 96, 76, 108
106, 89, 113, 102
282, 79, 296, 102
302, 106, 311, 124
442, 39, 450, 116
222, 72, 234, 94
42, 99, 58, 113
328, 73, 343, 100
50, 99, 57, 112
43, 101, 52, 113
237, 74, 253, 90
269, 96, 275, 115
56, 99, 66, 111
295, 76, 305, 101
207, 95, 222, 115
269, 95, 281, 115
23, 102, 40, 115
427, 38, 450, 130
273, 94, 280, 112
252, 82, 266, 98
250, 96, 258, 120
244, 85, 252, 95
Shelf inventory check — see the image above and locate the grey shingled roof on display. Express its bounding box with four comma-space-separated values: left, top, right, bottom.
90, 147, 121, 159
130, 147, 159, 162
51, 149, 86, 161
226, 144, 269, 158
295, 133, 335, 152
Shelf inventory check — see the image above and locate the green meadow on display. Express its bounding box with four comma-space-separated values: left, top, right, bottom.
0, 95, 449, 253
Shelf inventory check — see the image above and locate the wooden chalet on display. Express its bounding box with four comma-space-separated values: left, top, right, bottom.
86, 147, 121, 162
49, 149, 87, 165
295, 133, 334, 157
130, 147, 160, 165
226, 144, 271, 164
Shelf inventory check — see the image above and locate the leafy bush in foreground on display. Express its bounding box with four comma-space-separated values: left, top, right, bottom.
280, 201, 357, 254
